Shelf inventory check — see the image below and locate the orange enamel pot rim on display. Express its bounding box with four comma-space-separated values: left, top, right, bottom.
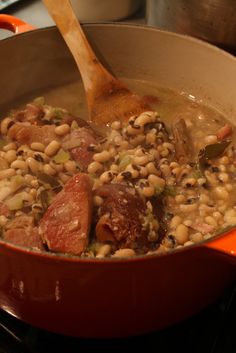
0, 14, 235, 266
0, 226, 234, 264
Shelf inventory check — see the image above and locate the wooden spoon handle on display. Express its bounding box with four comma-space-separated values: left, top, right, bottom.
43, 0, 111, 93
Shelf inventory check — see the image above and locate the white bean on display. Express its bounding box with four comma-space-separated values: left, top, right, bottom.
113, 248, 136, 258
55, 124, 70, 136
175, 224, 189, 245
0, 168, 15, 179
44, 140, 61, 157
93, 151, 111, 163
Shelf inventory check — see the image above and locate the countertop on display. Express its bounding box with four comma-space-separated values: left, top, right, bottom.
0, 0, 145, 40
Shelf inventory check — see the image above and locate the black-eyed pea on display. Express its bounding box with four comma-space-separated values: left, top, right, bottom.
139, 166, 148, 178
26, 157, 42, 174
45, 140, 61, 157
99, 171, 114, 183
170, 215, 182, 229
148, 174, 165, 188
4, 150, 17, 164
54, 124, 70, 136
96, 244, 112, 258
218, 172, 229, 183
0, 168, 16, 180
183, 219, 192, 227
135, 111, 157, 126
43, 164, 57, 176
170, 162, 179, 169
58, 172, 70, 183
224, 209, 236, 222
93, 150, 111, 163
113, 248, 136, 258
125, 165, 139, 178
218, 156, 229, 165
197, 177, 207, 186
0, 215, 7, 226
111, 121, 121, 130
146, 132, 156, 144
49, 161, 63, 172
212, 211, 222, 220
142, 185, 155, 198
146, 162, 159, 175
30, 142, 45, 152
160, 148, 169, 157
110, 164, 119, 172
88, 161, 103, 174
11, 160, 28, 172
175, 194, 186, 203
204, 135, 217, 144
183, 241, 194, 247
182, 177, 196, 187
190, 232, 203, 243
175, 224, 189, 245
214, 186, 229, 200
126, 124, 142, 136
64, 160, 77, 173
160, 164, 171, 177
179, 203, 197, 212
149, 148, 159, 159
1, 117, 13, 134
93, 195, 103, 207
205, 216, 218, 227
199, 194, 210, 203
225, 183, 233, 191
133, 155, 150, 166
0, 157, 9, 170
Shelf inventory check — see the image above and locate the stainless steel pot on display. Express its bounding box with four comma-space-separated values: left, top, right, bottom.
146, 0, 236, 50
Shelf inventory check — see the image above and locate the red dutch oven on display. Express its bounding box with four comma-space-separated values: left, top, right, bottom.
0, 15, 235, 338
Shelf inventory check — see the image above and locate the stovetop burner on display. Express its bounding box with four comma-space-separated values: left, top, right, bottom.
0, 282, 235, 353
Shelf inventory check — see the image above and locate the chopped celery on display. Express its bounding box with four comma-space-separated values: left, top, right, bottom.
53, 149, 70, 164
119, 154, 132, 170
5, 194, 24, 211
33, 96, 45, 107
71, 120, 79, 130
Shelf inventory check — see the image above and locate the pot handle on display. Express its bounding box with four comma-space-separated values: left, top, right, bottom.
204, 229, 236, 264
0, 14, 35, 34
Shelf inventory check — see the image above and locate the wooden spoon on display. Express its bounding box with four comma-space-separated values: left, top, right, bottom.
43, 0, 150, 125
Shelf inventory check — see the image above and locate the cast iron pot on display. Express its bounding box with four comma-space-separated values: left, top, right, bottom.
0, 15, 235, 338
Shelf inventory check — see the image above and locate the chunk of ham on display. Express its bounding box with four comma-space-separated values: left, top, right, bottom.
12, 103, 44, 125
4, 215, 43, 250
62, 128, 97, 170
3, 227, 44, 250
8, 123, 57, 145
39, 173, 93, 255
95, 184, 157, 250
